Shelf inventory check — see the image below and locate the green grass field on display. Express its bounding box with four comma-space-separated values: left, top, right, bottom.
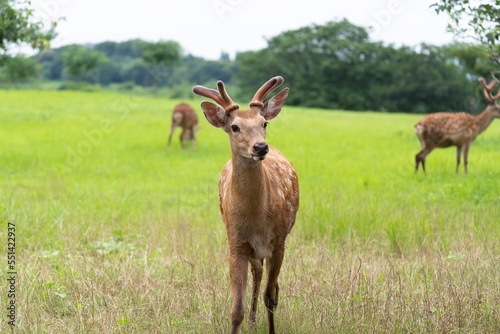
1, 90, 500, 333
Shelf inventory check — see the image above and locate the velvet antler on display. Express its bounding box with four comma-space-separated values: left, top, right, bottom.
249, 76, 284, 109
478, 77, 500, 102
193, 81, 239, 115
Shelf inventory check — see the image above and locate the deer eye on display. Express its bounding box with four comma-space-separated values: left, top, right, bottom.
264, 122, 269, 129
231, 125, 240, 133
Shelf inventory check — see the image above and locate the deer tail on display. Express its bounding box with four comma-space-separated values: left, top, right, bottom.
414, 123, 426, 136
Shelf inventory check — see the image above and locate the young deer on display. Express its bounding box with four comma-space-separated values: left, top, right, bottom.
415, 77, 500, 173
167, 103, 199, 149
193, 76, 299, 334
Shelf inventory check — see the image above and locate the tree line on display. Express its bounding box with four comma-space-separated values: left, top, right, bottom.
1, 19, 497, 113
1, 39, 237, 94
236, 20, 495, 113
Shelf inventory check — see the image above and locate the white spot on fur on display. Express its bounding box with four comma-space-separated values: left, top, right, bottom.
277, 188, 285, 199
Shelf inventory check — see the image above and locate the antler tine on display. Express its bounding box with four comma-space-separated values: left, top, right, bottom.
216, 81, 239, 113
493, 89, 500, 101
193, 81, 239, 115
478, 77, 498, 102
490, 78, 500, 101
193, 85, 224, 105
249, 76, 284, 108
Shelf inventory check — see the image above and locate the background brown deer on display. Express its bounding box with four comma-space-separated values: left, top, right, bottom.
193, 76, 299, 334
167, 103, 198, 149
414, 77, 500, 173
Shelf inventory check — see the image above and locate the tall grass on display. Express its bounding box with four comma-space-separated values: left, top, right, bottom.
1, 90, 499, 332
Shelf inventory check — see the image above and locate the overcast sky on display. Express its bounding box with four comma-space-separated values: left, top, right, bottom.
30, 0, 455, 60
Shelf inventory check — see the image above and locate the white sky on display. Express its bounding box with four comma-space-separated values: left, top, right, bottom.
30, 0, 455, 60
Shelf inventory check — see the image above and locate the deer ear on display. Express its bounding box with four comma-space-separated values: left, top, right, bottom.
261, 88, 289, 120
201, 102, 226, 128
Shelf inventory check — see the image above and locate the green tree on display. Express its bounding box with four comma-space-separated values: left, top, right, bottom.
30, 25, 58, 89
62, 46, 107, 86
94, 41, 117, 58
443, 42, 492, 78
142, 40, 181, 94
236, 20, 475, 112
432, 0, 500, 73
114, 39, 148, 58
35, 39, 240, 88
3, 54, 35, 85
0, 0, 38, 57
0, 0, 57, 63
98, 62, 121, 85
38, 48, 64, 80
236, 20, 371, 107
120, 59, 149, 85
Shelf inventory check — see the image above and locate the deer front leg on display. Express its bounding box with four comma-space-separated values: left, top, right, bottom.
415, 146, 435, 174
456, 146, 462, 173
264, 248, 284, 334
463, 143, 471, 174
249, 259, 263, 328
167, 123, 177, 149
229, 252, 248, 334
415, 153, 421, 173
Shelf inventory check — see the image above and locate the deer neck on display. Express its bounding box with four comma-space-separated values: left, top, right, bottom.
474, 107, 495, 135
230, 154, 270, 215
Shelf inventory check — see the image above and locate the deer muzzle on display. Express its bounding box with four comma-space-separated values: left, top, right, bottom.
253, 143, 269, 157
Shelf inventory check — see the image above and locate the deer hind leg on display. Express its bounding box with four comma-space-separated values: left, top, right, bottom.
229, 253, 248, 334
180, 128, 189, 149
249, 259, 263, 328
190, 126, 197, 150
264, 248, 284, 334
456, 146, 462, 173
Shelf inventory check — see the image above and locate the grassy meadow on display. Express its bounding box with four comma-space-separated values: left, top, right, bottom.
1, 90, 500, 333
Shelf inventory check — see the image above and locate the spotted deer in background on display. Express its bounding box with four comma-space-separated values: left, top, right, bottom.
167, 103, 198, 149
193, 76, 299, 334
414, 77, 500, 173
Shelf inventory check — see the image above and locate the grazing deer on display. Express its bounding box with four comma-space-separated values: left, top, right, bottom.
167, 103, 199, 149
193, 76, 299, 334
415, 77, 500, 173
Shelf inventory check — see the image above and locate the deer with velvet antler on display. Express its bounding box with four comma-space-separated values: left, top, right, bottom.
415, 77, 500, 173
193, 76, 299, 334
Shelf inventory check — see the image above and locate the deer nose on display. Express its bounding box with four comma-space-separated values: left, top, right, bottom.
253, 143, 269, 156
